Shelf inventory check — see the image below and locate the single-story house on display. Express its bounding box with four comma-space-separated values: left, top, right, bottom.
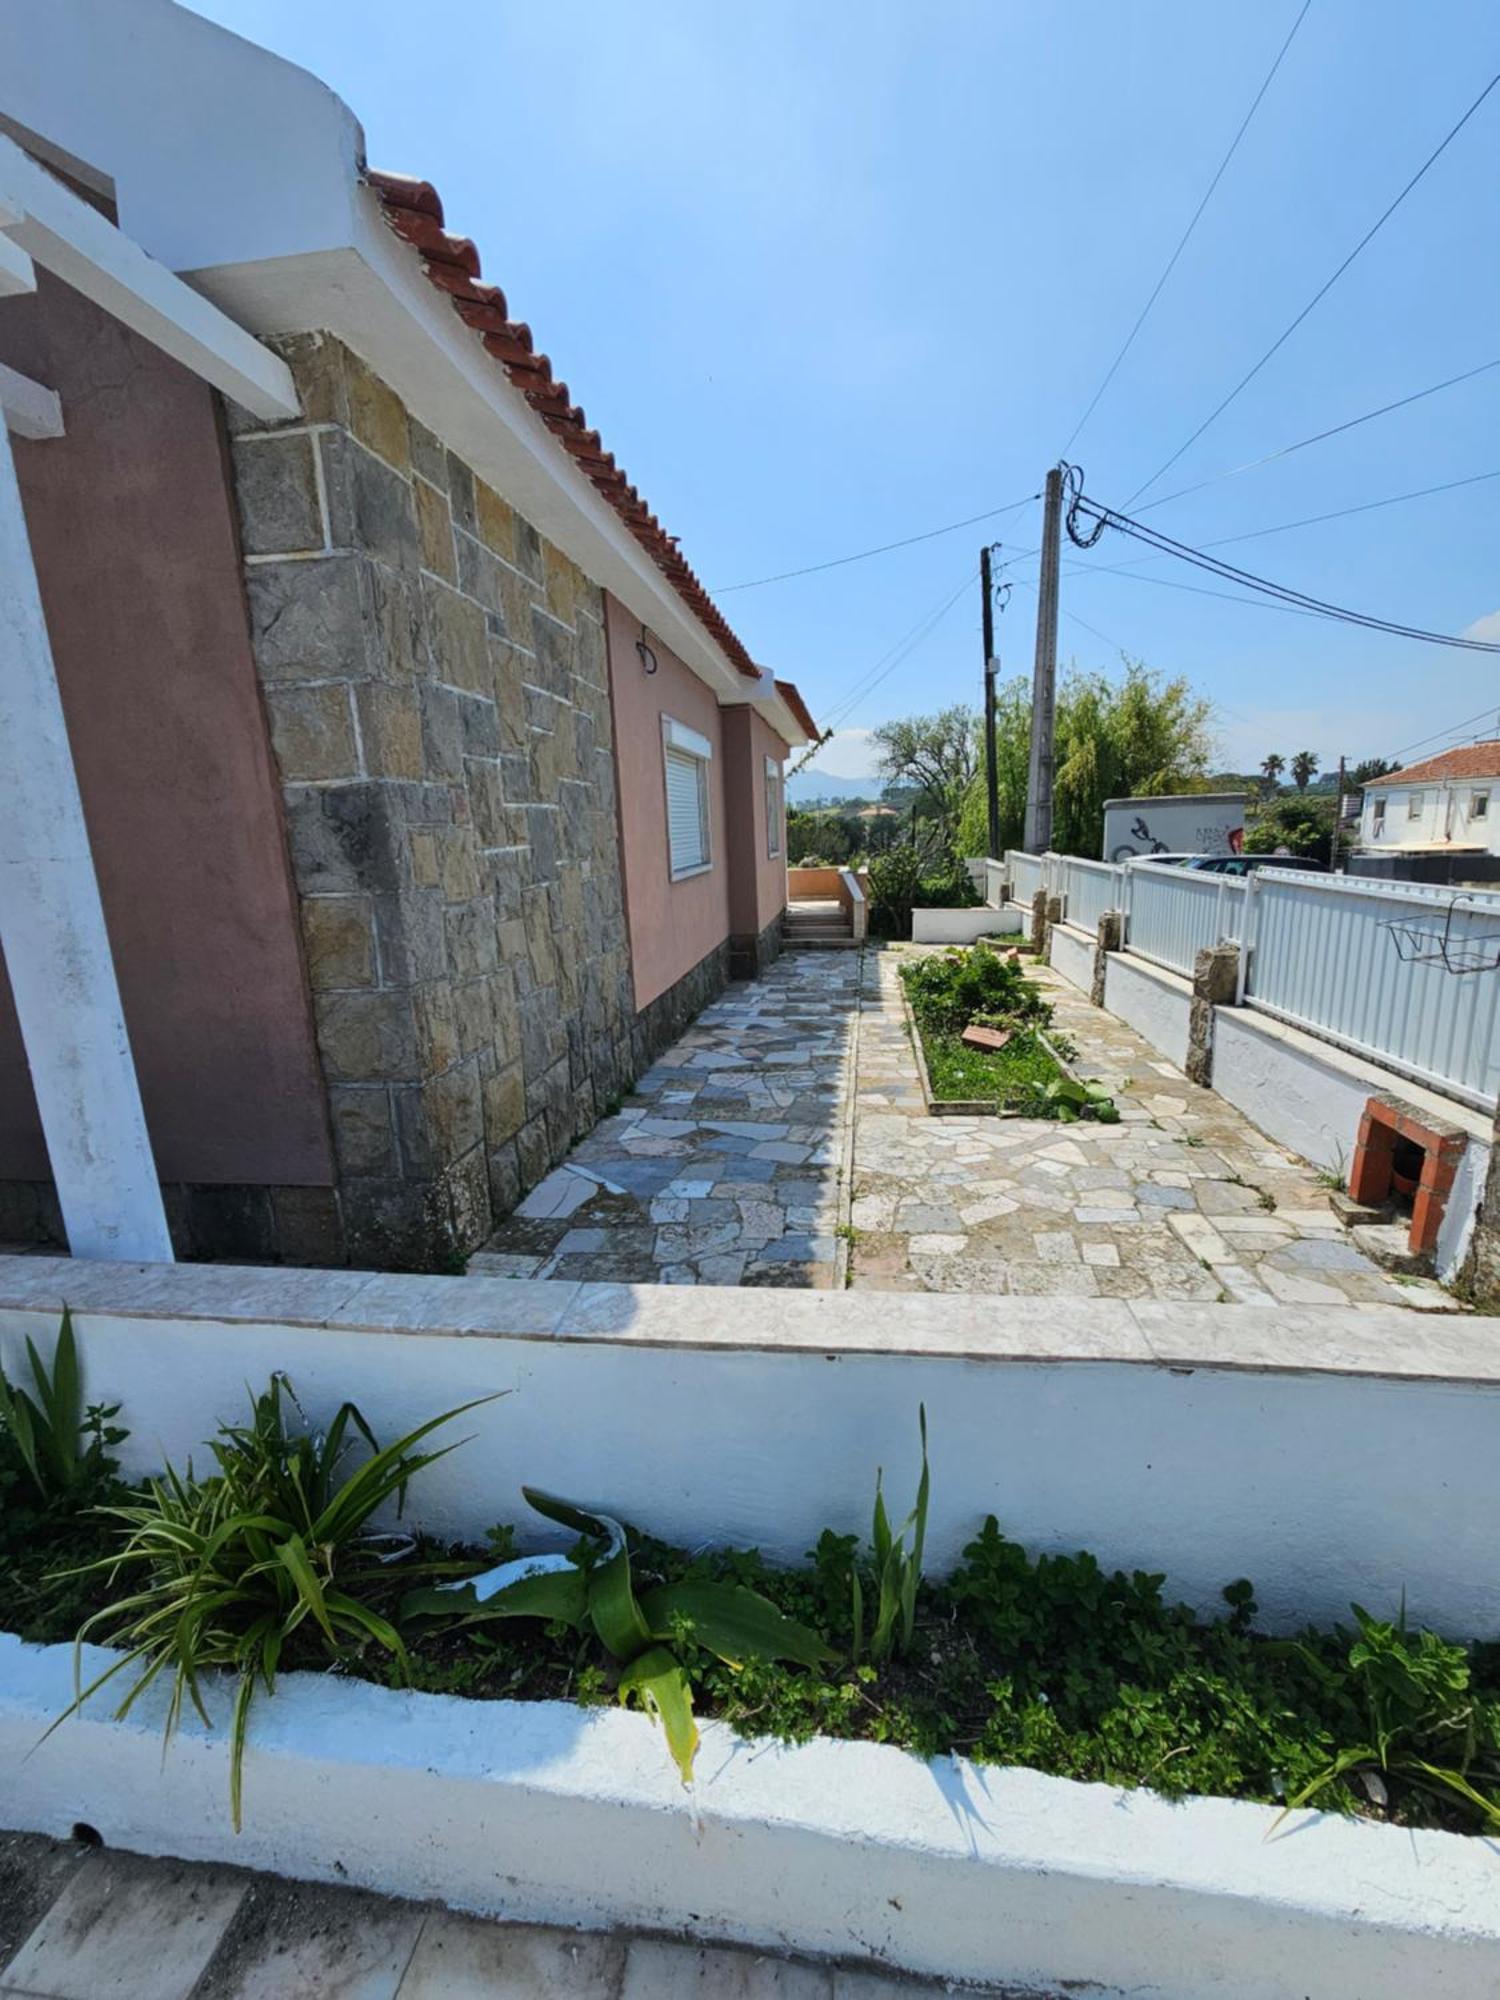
0, 1, 817, 1270
1350, 742, 1500, 889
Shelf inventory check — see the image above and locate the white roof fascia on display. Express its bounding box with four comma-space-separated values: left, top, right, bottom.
0, 134, 298, 421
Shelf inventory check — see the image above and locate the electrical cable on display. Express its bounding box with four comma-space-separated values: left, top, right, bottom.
1061, 0, 1312, 456
1125, 69, 1500, 505
712, 494, 1036, 593
1070, 466, 1500, 581
808, 566, 979, 745
1389, 703, 1500, 761
1061, 473, 1500, 651
1136, 356, 1500, 515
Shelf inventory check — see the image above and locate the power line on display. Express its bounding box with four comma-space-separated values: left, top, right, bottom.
1063, 475, 1500, 652
1125, 69, 1500, 505
1071, 466, 1500, 580
810, 566, 978, 741
1136, 356, 1500, 515
712, 494, 1036, 593
1061, 0, 1312, 456
1390, 702, 1500, 761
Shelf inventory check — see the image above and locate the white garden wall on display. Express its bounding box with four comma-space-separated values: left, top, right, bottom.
1045, 918, 1094, 993
5, 1633, 1498, 2000
1102, 952, 1191, 1070
911, 905, 1022, 943
1211, 1007, 1490, 1281
2, 1258, 1499, 1635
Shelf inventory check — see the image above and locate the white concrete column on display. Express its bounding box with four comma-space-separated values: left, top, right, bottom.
0, 419, 172, 1261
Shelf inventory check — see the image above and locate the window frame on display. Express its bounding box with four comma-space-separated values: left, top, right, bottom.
661, 715, 714, 882
764, 754, 783, 859
1471, 789, 1490, 821
1406, 790, 1425, 820
1371, 796, 1387, 834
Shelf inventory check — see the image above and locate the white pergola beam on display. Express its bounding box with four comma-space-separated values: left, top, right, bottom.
0, 133, 299, 422
0, 420, 172, 1261
0, 229, 35, 298
0, 363, 63, 440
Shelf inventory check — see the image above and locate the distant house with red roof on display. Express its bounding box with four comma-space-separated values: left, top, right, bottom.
1352, 741, 1500, 888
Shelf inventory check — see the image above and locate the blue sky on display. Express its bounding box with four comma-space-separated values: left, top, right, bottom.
195, 0, 1500, 781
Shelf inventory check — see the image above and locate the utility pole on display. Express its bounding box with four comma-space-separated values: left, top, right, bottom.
1023, 464, 1063, 853
980, 544, 1000, 859
1333, 753, 1346, 872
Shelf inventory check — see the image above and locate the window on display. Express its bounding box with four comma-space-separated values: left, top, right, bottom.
1407, 790, 1425, 820
662, 717, 712, 879
1472, 791, 1490, 820
765, 756, 782, 857
1372, 796, 1387, 835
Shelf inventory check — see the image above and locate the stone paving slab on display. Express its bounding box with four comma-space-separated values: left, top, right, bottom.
475, 953, 859, 1287
0, 1837, 1023, 1999
845, 948, 1455, 1310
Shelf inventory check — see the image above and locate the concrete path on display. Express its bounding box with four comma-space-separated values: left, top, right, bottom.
474, 953, 858, 1287
0, 1836, 1018, 1998
846, 948, 1452, 1308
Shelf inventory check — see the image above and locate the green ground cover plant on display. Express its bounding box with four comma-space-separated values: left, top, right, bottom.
4, 1327, 1499, 1836
920, 1025, 1064, 1107
899, 948, 1119, 1115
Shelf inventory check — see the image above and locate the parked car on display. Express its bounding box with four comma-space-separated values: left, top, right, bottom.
1122, 853, 1202, 868
1186, 853, 1328, 876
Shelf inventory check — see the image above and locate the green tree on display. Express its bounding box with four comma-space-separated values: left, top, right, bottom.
1290, 749, 1320, 792
871, 707, 977, 862
1350, 756, 1400, 788
955, 661, 1212, 861
1259, 753, 1286, 796
1244, 793, 1334, 862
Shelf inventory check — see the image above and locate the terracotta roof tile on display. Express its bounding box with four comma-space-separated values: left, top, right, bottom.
365, 168, 763, 684
775, 679, 820, 742
1377, 741, 1500, 788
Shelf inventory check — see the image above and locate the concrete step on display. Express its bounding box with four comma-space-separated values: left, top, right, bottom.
784, 935, 861, 950
1350, 1221, 1434, 1277
1329, 1190, 1396, 1229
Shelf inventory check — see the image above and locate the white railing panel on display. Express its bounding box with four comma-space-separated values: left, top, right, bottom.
1244, 875, 1500, 1110
1124, 866, 1247, 977
983, 858, 1005, 908
1058, 856, 1124, 933
1007, 850, 1043, 904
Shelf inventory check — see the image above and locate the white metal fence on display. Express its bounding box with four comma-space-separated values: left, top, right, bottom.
1240, 872, 1500, 1111
989, 851, 1500, 1109
1124, 866, 1248, 978
1007, 850, 1044, 904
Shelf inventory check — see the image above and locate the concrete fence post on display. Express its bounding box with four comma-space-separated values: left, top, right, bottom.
1186, 942, 1240, 1088
1030, 887, 1048, 955
1091, 909, 1123, 1008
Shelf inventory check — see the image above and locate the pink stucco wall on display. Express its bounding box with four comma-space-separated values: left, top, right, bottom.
0, 269, 333, 1186
604, 596, 731, 1011
722, 706, 790, 942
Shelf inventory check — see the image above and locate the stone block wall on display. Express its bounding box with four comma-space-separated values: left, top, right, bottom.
228, 335, 636, 1266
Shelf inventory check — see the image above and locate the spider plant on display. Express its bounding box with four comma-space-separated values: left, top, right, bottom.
0, 1308, 125, 1502
402, 1487, 836, 1783
55, 1378, 496, 1829
853, 1404, 930, 1663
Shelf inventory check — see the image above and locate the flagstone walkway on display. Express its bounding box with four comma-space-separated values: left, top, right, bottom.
846, 948, 1448, 1308
0, 1835, 1017, 1998
473, 952, 858, 1287
473, 941, 1453, 1309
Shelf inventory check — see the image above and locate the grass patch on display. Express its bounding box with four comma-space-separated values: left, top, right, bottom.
922, 1025, 1062, 1106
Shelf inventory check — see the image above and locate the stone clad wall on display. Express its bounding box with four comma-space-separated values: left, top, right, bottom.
229, 335, 636, 1266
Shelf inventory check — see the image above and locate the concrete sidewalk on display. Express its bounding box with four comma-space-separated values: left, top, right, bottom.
0, 1836, 1019, 1998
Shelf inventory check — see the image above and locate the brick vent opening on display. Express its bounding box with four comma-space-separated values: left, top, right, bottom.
1348, 1094, 1466, 1256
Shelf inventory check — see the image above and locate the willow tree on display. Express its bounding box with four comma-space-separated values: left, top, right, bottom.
955, 660, 1213, 860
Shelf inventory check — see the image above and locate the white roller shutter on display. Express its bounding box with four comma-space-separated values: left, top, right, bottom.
665, 745, 709, 875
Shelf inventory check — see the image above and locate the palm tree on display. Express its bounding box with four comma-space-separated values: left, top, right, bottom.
1259, 753, 1285, 797
1290, 750, 1320, 793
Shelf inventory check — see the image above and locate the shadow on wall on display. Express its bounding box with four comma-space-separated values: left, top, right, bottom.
473, 954, 859, 1287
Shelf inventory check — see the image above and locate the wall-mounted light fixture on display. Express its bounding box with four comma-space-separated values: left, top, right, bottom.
635, 625, 658, 675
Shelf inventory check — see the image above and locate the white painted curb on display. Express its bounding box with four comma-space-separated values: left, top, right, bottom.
911, 906, 1023, 943
3, 1634, 1497, 1996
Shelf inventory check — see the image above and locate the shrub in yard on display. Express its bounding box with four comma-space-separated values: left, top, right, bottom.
59, 1377, 493, 1829
866, 845, 923, 938
900, 945, 1051, 1034
914, 866, 981, 910
403, 1487, 834, 1781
